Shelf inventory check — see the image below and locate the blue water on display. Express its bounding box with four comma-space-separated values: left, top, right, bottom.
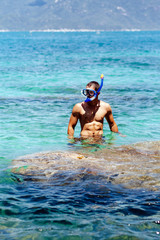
0, 31, 160, 239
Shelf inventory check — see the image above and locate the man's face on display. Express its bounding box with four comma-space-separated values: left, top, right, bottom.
85, 85, 96, 98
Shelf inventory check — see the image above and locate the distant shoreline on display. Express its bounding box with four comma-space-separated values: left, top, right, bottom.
1, 29, 160, 33
0, 28, 146, 33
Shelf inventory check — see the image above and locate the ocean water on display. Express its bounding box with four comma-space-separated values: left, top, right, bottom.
0, 31, 160, 239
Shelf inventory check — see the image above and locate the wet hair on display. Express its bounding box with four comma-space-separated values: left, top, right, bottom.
86, 81, 100, 91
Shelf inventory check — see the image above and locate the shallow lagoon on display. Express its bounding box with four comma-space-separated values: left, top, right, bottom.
0, 31, 160, 239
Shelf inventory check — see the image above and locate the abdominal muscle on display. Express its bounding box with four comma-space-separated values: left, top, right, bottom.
80, 121, 103, 137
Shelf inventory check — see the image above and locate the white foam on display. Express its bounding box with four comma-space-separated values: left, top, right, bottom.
29, 29, 104, 33
0, 29, 9, 32
120, 28, 141, 32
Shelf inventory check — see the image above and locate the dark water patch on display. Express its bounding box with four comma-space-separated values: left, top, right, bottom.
99, 57, 122, 63
2, 179, 159, 215
0, 177, 159, 239
106, 87, 159, 105
93, 55, 160, 71
107, 235, 141, 240
114, 206, 158, 217
29, 207, 51, 216
0, 95, 77, 104
128, 61, 151, 69
52, 219, 73, 226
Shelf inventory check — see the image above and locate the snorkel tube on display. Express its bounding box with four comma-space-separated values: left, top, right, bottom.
85, 74, 104, 102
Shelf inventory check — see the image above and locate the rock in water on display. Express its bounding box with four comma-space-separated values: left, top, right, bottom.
11, 141, 160, 190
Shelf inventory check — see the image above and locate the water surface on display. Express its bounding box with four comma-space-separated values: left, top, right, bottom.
0, 31, 160, 239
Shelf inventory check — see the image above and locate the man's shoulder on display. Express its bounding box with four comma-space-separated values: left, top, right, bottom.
100, 100, 111, 109
72, 102, 83, 112
74, 102, 83, 108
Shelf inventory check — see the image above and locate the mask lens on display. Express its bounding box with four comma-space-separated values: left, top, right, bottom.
88, 90, 95, 96
82, 89, 96, 97
82, 89, 87, 96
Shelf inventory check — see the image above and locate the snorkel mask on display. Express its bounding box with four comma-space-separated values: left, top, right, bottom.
81, 74, 104, 102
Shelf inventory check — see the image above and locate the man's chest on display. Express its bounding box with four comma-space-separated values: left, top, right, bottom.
80, 107, 106, 122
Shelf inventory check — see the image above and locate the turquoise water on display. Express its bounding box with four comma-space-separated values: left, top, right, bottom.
0, 31, 160, 239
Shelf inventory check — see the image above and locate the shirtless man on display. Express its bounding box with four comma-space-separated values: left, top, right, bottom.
67, 75, 120, 137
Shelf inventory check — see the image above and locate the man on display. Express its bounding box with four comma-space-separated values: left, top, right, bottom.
67, 75, 120, 138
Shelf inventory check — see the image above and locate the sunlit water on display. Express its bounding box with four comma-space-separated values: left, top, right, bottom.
0, 31, 160, 239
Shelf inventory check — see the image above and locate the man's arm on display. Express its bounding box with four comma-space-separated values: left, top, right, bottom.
67, 104, 80, 137
105, 104, 119, 133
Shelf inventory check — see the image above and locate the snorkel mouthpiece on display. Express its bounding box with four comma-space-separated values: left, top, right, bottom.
84, 74, 104, 102
85, 95, 96, 102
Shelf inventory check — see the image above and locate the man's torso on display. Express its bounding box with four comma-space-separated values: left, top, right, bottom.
78, 100, 108, 137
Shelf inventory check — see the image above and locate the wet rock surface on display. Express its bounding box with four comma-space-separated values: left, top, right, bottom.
11, 141, 160, 190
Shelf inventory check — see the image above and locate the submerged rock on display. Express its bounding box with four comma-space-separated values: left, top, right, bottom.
11, 141, 160, 190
